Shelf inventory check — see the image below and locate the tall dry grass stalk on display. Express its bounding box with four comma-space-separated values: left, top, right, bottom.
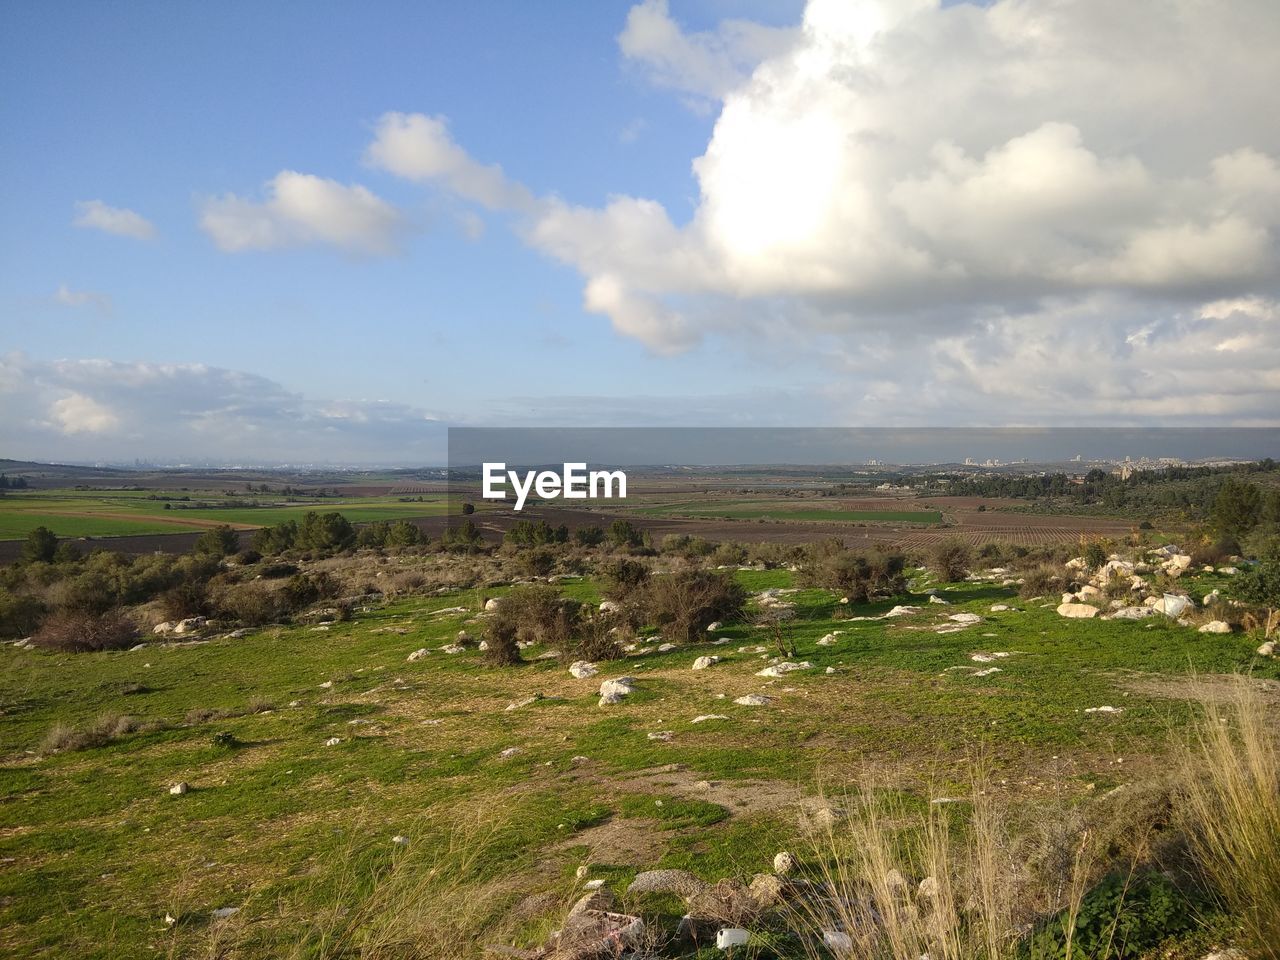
1179, 678, 1280, 960
788, 778, 1107, 960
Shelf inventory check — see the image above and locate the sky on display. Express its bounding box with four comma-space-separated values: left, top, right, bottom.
1, 0, 1279, 465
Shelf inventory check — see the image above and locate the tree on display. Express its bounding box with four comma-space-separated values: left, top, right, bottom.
1237, 537, 1280, 638
21, 526, 58, 564
1212, 477, 1262, 545
297, 511, 355, 554
192, 524, 239, 558
607, 519, 643, 548
461, 502, 475, 515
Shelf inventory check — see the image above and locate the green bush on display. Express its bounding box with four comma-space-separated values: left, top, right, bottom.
928, 537, 973, 582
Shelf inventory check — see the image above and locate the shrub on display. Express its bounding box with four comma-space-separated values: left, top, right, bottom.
215, 583, 286, 625
516, 546, 558, 578
799, 546, 907, 603
573, 525, 605, 547
39, 712, 146, 753
0, 590, 46, 639
568, 608, 626, 662
601, 558, 650, 601
711, 542, 749, 567
1019, 564, 1061, 599
21, 526, 58, 564
1082, 540, 1108, 570
160, 579, 210, 621
635, 569, 745, 643
928, 537, 973, 582
483, 618, 521, 666
607, 519, 643, 548
281, 571, 341, 611
30, 609, 138, 652
488, 584, 580, 651
192, 524, 239, 557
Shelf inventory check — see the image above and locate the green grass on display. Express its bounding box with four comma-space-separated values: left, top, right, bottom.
0, 567, 1271, 958
0, 490, 452, 540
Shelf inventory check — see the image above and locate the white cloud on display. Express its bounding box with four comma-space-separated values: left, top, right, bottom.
0, 355, 446, 462
618, 0, 797, 103
73, 200, 156, 240
199, 171, 406, 255
49, 392, 120, 434
364, 112, 534, 211
52, 284, 111, 313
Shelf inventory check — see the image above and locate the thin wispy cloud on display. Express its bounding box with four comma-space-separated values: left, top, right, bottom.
73, 200, 156, 240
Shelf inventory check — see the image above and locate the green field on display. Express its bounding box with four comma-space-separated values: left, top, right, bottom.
0, 564, 1269, 957
0, 490, 452, 540
634, 499, 942, 524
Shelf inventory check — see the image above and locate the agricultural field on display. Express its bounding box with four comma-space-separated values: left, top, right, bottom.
0, 489, 453, 541
630, 499, 943, 524
1, 563, 1274, 959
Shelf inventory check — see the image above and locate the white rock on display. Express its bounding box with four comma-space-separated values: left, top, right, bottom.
1110, 606, 1153, 620
773, 851, 795, 874
499, 747, 522, 758
600, 677, 636, 697
928, 595, 949, 605
692, 714, 728, 723
692, 655, 720, 670
392, 834, 410, 845
647, 731, 673, 741
918, 876, 939, 899
1057, 602, 1099, 619
1198, 620, 1231, 634
1084, 706, 1123, 714
1256, 641, 1276, 656
484, 598, 499, 611
569, 661, 599, 679
706, 621, 722, 631
990, 604, 1010, 612
406, 648, 429, 662
324, 737, 342, 746
884, 605, 920, 618
153, 621, 174, 635
716, 928, 751, 948
756, 661, 812, 678
211, 907, 239, 919
169, 782, 189, 795
948, 613, 982, 625
823, 930, 854, 952
734, 694, 772, 706
599, 600, 621, 613
657, 643, 677, 652
583, 878, 605, 890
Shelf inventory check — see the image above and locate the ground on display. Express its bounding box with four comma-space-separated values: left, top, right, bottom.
1, 566, 1274, 958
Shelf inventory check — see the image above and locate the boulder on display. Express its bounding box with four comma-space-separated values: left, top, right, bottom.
569, 661, 599, 679
153, 621, 175, 635
484, 598, 499, 611
406, 648, 429, 662
599, 600, 621, 613
691, 655, 720, 670
598, 677, 636, 706
1057, 602, 1100, 619
169, 782, 189, 795
1198, 620, 1231, 634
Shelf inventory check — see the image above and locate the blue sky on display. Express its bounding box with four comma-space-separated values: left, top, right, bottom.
1, 1, 1278, 463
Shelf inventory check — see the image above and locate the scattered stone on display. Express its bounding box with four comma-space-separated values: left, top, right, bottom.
756, 661, 812, 678
406, 648, 429, 662
918, 876, 939, 899
691, 714, 728, 723
569, 661, 599, 679
816, 631, 843, 645
706, 621, 722, 631
211, 907, 239, 920
1084, 706, 1123, 714
319, 680, 334, 689
884, 605, 921, 618
583, 878, 605, 890
990, 603, 1010, 612
647, 731, 673, 742
599, 600, 621, 613
1257, 641, 1276, 657
173, 617, 206, 635
970, 652, 1011, 663
691, 655, 721, 670
499, 747, 523, 758
948, 613, 982, 625
1057, 602, 1100, 619
1110, 606, 1154, 620
928, 595, 950, 605
169, 782, 189, 795
392, 835, 410, 845
734, 694, 772, 707
773, 851, 795, 875
441, 644, 465, 654
824, 930, 854, 952
599, 677, 636, 706
324, 737, 342, 746
484, 598, 499, 611
1198, 620, 1231, 634
153, 621, 174, 635
657, 642, 677, 652
971, 667, 1002, 677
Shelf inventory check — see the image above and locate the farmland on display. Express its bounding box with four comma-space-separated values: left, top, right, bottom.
0, 489, 453, 541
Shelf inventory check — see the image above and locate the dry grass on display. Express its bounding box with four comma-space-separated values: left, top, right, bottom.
39, 711, 151, 753
1178, 677, 1280, 960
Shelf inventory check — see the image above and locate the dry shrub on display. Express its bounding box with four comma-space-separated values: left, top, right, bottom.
30, 608, 137, 652
1178, 678, 1280, 959
488, 584, 578, 651
214, 582, 286, 626
40, 711, 148, 753
928, 538, 973, 583
634, 568, 745, 643
1018, 564, 1061, 600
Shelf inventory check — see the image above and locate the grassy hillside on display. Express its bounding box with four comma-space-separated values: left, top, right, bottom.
1, 564, 1273, 958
